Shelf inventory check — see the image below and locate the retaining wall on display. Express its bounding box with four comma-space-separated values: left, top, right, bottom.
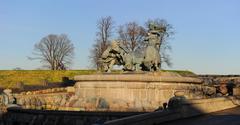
3, 97, 239, 125
104, 97, 240, 125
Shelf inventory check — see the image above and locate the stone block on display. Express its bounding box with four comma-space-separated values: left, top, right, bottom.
233, 88, 240, 96
3, 89, 12, 94
66, 87, 75, 93
126, 82, 146, 89
174, 91, 185, 97
108, 82, 124, 88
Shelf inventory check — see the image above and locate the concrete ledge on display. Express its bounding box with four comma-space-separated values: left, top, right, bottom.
74, 74, 202, 84
104, 97, 240, 125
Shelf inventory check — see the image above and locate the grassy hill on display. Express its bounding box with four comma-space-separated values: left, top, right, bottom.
0, 70, 195, 89
0, 70, 96, 88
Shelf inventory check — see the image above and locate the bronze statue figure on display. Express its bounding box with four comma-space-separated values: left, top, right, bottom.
99, 23, 165, 72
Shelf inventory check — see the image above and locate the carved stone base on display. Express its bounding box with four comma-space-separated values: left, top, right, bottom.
73, 73, 215, 112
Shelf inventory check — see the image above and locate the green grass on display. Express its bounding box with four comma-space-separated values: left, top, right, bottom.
0, 70, 96, 88
0, 70, 195, 88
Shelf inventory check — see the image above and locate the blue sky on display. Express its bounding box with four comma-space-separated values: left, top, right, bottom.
0, 0, 240, 74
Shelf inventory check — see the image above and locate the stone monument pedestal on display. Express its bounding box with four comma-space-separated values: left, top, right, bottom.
72, 72, 215, 112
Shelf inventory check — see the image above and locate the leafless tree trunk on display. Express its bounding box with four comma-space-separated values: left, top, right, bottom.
89, 16, 114, 69
118, 22, 146, 52
30, 34, 74, 70
146, 19, 174, 67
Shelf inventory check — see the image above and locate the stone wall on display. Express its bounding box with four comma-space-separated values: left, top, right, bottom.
3, 108, 143, 125
12, 87, 75, 110
3, 97, 239, 125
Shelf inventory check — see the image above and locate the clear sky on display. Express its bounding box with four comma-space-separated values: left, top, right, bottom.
0, 0, 240, 74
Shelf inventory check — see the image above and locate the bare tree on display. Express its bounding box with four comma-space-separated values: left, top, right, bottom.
146, 19, 174, 67
118, 22, 146, 52
30, 34, 74, 70
89, 16, 114, 69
